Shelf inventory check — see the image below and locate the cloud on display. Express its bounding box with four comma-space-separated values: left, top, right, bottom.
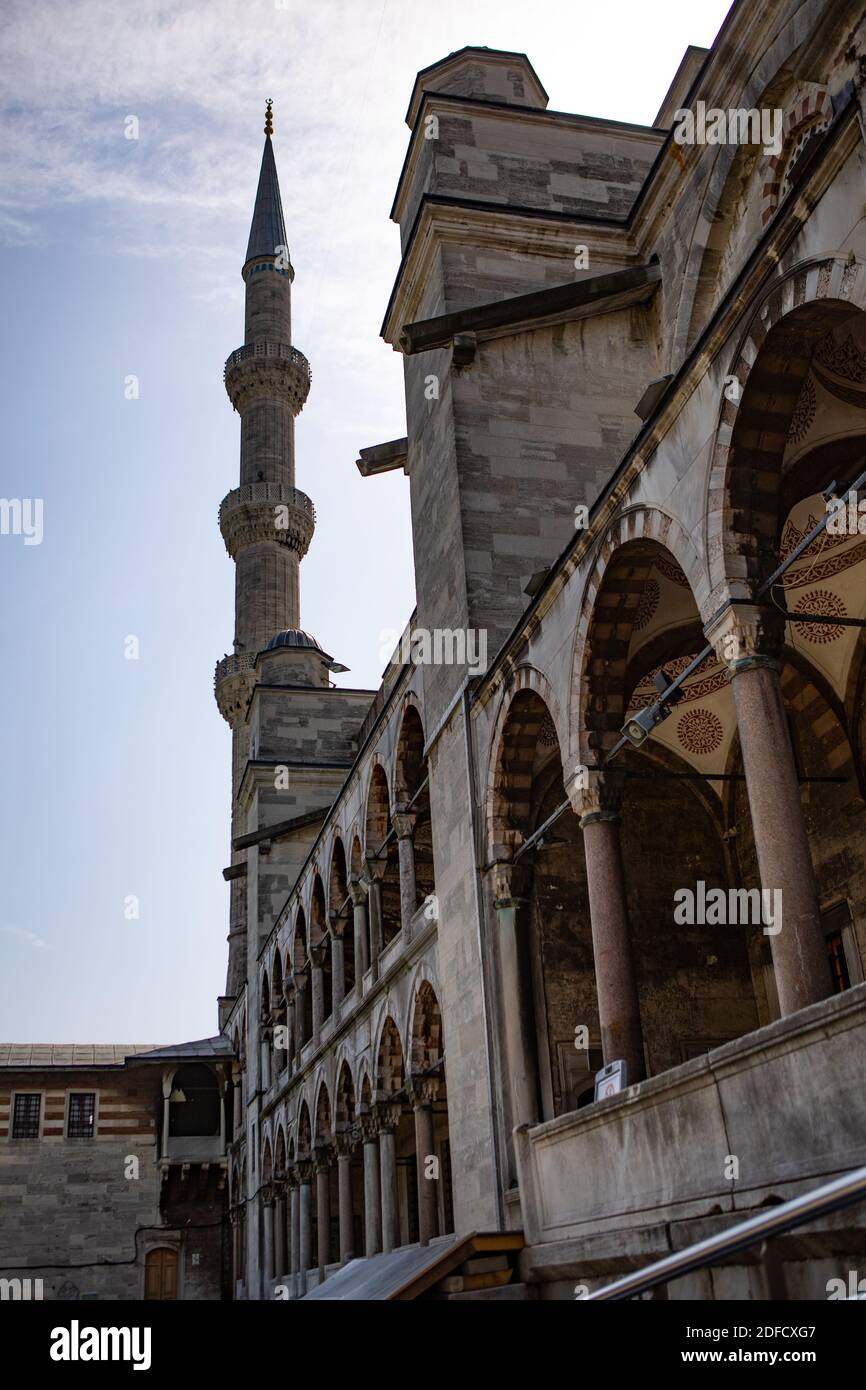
0, 926, 52, 951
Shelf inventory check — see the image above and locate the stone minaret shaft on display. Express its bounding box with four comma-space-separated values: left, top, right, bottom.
215, 103, 315, 998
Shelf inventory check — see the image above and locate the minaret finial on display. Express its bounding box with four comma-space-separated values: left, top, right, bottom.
264, 99, 273, 138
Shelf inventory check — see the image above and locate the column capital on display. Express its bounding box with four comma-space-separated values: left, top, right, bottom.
262, 1183, 275, 1208
283, 978, 296, 1004
293, 968, 309, 993
348, 878, 367, 906
373, 1101, 401, 1134
312, 1143, 333, 1173
406, 1076, 439, 1107
334, 1131, 355, 1159
296, 1159, 313, 1184
363, 856, 387, 886
488, 860, 528, 908
327, 909, 349, 940
309, 942, 327, 969
704, 601, 783, 674
392, 811, 417, 841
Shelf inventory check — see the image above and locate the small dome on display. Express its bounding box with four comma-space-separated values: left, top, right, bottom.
263, 628, 323, 653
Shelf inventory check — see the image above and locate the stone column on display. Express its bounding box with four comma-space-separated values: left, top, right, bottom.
363, 859, 384, 979
376, 1103, 401, 1254
409, 1080, 439, 1247
362, 1121, 381, 1256
293, 972, 308, 1057
314, 1149, 331, 1281
262, 1187, 275, 1289
298, 1162, 313, 1295
283, 982, 296, 1074
491, 864, 541, 1127
350, 880, 370, 985
707, 605, 832, 1014
260, 1024, 272, 1092
289, 1170, 301, 1298
232, 1063, 242, 1132
310, 944, 326, 1046
568, 773, 646, 1084
336, 1135, 354, 1264
273, 1180, 287, 1280
329, 914, 346, 1011
393, 811, 418, 941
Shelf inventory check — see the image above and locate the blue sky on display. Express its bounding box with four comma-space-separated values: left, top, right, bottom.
0, 0, 732, 1043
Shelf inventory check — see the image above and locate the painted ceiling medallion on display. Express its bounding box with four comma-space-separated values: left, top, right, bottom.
677, 707, 724, 756
787, 375, 816, 444
634, 577, 660, 630
793, 588, 847, 643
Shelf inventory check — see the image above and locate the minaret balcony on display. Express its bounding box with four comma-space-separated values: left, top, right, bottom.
218, 482, 315, 560
214, 653, 257, 726
224, 341, 311, 415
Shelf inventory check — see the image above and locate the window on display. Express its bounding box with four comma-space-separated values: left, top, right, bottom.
67, 1092, 96, 1139
12, 1093, 41, 1139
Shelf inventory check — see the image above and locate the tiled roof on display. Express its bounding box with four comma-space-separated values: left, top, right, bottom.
0, 1043, 162, 1068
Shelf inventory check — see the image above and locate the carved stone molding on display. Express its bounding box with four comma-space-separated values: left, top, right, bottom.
213, 654, 257, 727
705, 602, 784, 673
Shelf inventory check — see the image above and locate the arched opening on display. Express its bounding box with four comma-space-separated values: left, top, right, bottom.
714, 299, 866, 1003
395, 705, 436, 914
336, 1061, 363, 1256
293, 908, 312, 1049
365, 765, 401, 948
583, 539, 762, 1077
350, 833, 372, 971
329, 837, 354, 992
410, 982, 454, 1237
310, 875, 332, 1022
271, 951, 286, 1074
375, 1017, 415, 1248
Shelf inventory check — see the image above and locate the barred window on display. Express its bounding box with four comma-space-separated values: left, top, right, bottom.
12, 1093, 41, 1139
67, 1092, 96, 1139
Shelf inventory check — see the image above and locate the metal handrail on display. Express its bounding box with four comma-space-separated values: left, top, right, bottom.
585, 1163, 866, 1300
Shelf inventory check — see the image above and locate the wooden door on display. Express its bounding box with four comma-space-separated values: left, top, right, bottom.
144, 1247, 178, 1300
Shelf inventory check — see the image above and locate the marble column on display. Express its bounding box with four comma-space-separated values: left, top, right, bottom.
232, 1063, 242, 1132
283, 983, 296, 1074
376, 1104, 401, 1254
393, 811, 418, 940
410, 1080, 438, 1247
492, 865, 541, 1127
329, 914, 346, 1011
273, 1180, 287, 1280
314, 1149, 331, 1280
293, 972, 309, 1056
298, 1163, 313, 1295
336, 1136, 354, 1264
362, 1123, 381, 1256
363, 860, 384, 979
578, 798, 645, 1083
310, 945, 326, 1046
289, 1171, 301, 1298
262, 1188, 275, 1288
350, 880, 370, 986
260, 1024, 272, 1092
707, 605, 832, 1015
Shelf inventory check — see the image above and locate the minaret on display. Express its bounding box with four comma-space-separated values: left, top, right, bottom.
215, 102, 315, 999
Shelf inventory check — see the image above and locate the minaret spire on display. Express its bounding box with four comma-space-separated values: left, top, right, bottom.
264, 97, 273, 137
215, 113, 315, 998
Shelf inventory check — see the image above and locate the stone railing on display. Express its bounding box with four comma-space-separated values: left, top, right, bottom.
218, 483, 315, 560
214, 652, 256, 690
224, 341, 312, 380
218, 483, 315, 528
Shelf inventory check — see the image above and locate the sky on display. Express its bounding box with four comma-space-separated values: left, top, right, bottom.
0, 0, 733, 1043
